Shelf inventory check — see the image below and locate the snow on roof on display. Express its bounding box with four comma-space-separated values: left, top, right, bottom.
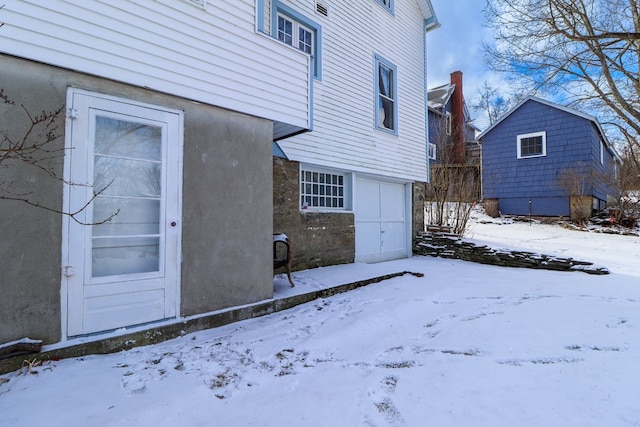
427, 83, 455, 110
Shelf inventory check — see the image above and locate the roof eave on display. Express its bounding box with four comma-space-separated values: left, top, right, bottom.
419, 0, 440, 32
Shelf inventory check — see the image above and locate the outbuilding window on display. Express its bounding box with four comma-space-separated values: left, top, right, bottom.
517, 131, 546, 159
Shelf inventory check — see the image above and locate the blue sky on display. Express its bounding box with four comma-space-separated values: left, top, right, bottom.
426, 0, 496, 130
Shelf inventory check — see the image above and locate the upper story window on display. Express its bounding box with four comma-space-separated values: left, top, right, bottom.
374, 0, 395, 14
272, 2, 322, 80
517, 131, 546, 159
375, 54, 398, 134
428, 143, 437, 160
277, 14, 313, 55
445, 112, 452, 135
600, 141, 604, 164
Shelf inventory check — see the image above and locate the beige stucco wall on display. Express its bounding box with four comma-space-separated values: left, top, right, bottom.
0, 54, 273, 344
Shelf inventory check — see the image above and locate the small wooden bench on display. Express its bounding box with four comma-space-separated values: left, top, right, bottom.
273, 233, 295, 287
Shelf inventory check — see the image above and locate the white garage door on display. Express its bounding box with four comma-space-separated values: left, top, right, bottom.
355, 178, 409, 263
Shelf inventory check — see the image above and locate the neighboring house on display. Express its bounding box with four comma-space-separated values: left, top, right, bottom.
427, 71, 480, 167
271, 0, 440, 266
0, 1, 313, 346
479, 96, 621, 218
425, 70, 481, 212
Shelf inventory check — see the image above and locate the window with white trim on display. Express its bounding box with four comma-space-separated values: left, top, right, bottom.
277, 13, 313, 55
375, 55, 398, 133
428, 143, 437, 160
272, 3, 322, 79
517, 131, 546, 158
600, 141, 604, 164
300, 168, 351, 210
445, 112, 452, 135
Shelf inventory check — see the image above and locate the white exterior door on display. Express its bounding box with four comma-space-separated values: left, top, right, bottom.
355, 178, 408, 263
63, 90, 182, 337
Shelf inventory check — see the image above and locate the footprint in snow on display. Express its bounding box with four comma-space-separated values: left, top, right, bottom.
368, 375, 407, 427
120, 370, 150, 395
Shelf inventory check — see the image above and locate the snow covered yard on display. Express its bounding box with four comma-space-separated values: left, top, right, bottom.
1, 219, 639, 426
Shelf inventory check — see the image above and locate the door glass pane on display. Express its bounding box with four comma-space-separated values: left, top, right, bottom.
92, 237, 160, 277
95, 116, 161, 160
93, 198, 160, 236
92, 116, 163, 278
94, 156, 161, 197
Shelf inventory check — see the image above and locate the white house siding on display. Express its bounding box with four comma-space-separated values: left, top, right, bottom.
0, 0, 309, 131
274, 0, 429, 182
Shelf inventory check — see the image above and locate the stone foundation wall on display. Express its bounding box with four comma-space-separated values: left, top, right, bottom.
273, 157, 355, 271
412, 182, 427, 238
414, 231, 608, 275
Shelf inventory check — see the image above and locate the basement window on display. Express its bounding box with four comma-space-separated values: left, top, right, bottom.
300, 166, 352, 211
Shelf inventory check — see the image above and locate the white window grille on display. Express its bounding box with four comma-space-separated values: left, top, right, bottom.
300, 169, 349, 210
517, 131, 547, 159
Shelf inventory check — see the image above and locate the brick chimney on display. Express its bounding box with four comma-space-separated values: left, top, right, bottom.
450, 71, 465, 164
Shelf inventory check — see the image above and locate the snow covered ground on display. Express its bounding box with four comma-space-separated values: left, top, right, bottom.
1, 215, 639, 426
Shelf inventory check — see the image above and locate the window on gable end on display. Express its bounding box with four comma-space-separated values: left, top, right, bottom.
272, 2, 322, 80
375, 54, 398, 134
517, 131, 546, 159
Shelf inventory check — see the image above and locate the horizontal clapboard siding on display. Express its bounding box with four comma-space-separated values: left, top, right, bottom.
275, 0, 428, 181
0, 0, 310, 130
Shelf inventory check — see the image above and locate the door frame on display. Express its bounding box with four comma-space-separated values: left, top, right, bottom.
60, 88, 184, 340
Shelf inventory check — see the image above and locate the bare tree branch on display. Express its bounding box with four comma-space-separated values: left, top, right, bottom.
484, 0, 640, 151
0, 89, 118, 224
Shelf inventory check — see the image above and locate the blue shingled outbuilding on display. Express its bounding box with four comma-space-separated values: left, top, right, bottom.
478, 97, 621, 219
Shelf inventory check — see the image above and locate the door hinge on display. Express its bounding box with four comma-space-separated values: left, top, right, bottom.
66, 108, 78, 119
63, 265, 75, 277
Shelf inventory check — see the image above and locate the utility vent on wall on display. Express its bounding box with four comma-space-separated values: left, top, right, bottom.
316, 0, 328, 16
